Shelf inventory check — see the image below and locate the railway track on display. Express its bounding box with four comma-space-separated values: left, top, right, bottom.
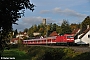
28, 45, 90, 53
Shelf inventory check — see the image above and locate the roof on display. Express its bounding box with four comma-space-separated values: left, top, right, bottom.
49, 31, 58, 36
79, 28, 90, 39
72, 29, 80, 34
19, 32, 27, 35
11, 38, 19, 42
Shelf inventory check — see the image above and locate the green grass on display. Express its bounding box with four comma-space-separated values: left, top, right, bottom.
1, 49, 30, 60
26, 46, 90, 60
1, 46, 90, 60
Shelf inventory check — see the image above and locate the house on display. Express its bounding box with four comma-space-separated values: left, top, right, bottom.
75, 28, 90, 45
10, 32, 29, 44
71, 28, 81, 39
10, 38, 19, 44
72, 28, 80, 35
16, 32, 29, 39
33, 32, 41, 36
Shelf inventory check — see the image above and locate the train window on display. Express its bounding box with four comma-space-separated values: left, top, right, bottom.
25, 41, 27, 43
88, 35, 90, 38
67, 36, 73, 38
40, 40, 42, 43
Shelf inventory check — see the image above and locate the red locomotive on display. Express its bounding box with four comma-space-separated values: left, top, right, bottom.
23, 34, 74, 45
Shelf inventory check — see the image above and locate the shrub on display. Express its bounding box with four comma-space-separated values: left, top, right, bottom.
42, 48, 65, 60
27, 46, 66, 60
9, 44, 18, 49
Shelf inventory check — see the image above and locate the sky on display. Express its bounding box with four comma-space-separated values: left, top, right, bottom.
13, 0, 90, 31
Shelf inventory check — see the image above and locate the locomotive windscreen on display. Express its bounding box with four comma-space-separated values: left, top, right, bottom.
67, 36, 74, 38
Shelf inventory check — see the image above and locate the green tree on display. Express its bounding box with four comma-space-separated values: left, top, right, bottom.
70, 23, 80, 31
81, 16, 90, 32
24, 28, 28, 33
28, 26, 34, 37
38, 24, 45, 36
48, 23, 57, 36
52, 23, 57, 31
0, 0, 35, 51
33, 24, 38, 32
13, 29, 18, 38
60, 20, 72, 35
56, 25, 61, 34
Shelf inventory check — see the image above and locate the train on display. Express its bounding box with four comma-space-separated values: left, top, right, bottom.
23, 34, 74, 46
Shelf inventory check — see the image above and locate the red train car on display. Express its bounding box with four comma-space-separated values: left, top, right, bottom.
23, 34, 74, 45
56, 34, 74, 45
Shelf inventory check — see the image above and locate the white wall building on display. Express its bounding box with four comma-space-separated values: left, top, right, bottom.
75, 28, 90, 45
16, 32, 29, 39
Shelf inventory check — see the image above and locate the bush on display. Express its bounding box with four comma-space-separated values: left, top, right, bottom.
42, 48, 65, 60
27, 46, 66, 60
9, 44, 18, 49
2, 46, 90, 60
27, 46, 90, 60
72, 52, 90, 60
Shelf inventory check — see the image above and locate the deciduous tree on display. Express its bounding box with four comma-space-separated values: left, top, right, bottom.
0, 0, 35, 51
81, 16, 90, 32
60, 20, 71, 35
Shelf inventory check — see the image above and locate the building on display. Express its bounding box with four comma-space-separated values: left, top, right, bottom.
33, 32, 41, 36
42, 18, 46, 25
10, 38, 19, 44
49, 31, 59, 37
10, 32, 29, 44
72, 29, 80, 35
71, 28, 81, 39
16, 32, 29, 39
75, 27, 90, 45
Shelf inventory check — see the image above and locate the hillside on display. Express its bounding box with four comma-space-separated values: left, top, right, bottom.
1, 46, 90, 60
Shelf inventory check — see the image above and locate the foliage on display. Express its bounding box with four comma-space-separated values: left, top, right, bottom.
72, 52, 90, 60
25, 20, 82, 37
0, 0, 35, 51
13, 29, 18, 38
27, 23, 60, 37
9, 44, 18, 49
23, 28, 28, 33
26, 46, 90, 60
1, 49, 30, 60
2, 46, 90, 60
42, 48, 65, 60
81, 16, 90, 32
22, 16, 90, 38
27, 46, 65, 60
23, 15, 90, 37
61, 20, 72, 35
70, 23, 80, 31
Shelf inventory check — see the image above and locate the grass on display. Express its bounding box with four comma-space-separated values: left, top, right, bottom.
1, 49, 30, 60
1, 46, 90, 60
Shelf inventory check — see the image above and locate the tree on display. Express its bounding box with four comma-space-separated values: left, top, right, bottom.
70, 23, 80, 31
33, 24, 38, 32
60, 20, 72, 35
27, 26, 34, 37
0, 0, 35, 51
13, 29, 18, 38
48, 23, 57, 36
52, 23, 57, 31
81, 16, 90, 32
24, 28, 28, 33
56, 25, 61, 34
38, 24, 44, 36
